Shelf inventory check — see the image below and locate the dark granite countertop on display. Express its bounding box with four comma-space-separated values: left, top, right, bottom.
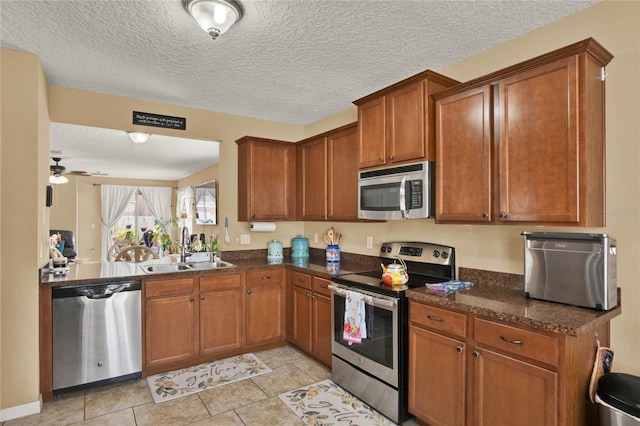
406, 267, 622, 337
40, 251, 379, 288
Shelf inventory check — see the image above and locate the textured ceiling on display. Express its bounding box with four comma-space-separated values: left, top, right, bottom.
1, 0, 598, 179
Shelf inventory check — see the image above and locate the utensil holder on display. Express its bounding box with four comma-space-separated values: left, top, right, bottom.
326, 244, 340, 262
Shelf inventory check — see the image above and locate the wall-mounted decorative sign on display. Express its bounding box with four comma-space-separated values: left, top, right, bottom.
133, 111, 186, 130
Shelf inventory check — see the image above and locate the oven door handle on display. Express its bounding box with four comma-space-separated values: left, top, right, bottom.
328, 284, 397, 308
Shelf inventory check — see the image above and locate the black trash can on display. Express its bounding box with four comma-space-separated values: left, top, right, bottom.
596, 373, 640, 426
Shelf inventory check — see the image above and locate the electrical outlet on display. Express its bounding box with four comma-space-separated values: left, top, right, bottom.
314, 233, 319, 243
240, 234, 251, 245
366, 236, 373, 249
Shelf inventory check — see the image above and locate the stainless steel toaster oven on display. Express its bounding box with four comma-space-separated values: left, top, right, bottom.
522, 232, 617, 311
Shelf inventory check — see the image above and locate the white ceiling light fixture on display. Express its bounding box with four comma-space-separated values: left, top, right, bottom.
127, 132, 151, 144
49, 174, 68, 185
184, 0, 242, 40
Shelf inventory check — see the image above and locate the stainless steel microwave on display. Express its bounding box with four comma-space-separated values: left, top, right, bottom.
358, 161, 433, 220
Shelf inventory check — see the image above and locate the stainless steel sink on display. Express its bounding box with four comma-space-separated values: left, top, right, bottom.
141, 260, 236, 274
142, 264, 192, 274
186, 260, 236, 270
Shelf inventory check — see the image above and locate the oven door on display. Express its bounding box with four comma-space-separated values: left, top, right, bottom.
329, 283, 399, 387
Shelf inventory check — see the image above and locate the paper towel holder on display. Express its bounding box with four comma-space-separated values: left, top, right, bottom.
250, 222, 277, 232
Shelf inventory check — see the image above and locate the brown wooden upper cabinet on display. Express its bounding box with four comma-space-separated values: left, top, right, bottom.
354, 70, 459, 169
236, 136, 296, 221
297, 123, 359, 221
434, 38, 613, 226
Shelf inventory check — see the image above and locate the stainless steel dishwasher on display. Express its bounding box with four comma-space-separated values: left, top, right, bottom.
52, 281, 142, 391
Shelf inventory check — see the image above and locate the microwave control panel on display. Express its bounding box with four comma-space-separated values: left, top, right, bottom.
407, 180, 423, 209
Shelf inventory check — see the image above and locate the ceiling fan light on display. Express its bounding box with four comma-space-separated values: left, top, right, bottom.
128, 132, 151, 144
50, 174, 68, 185
185, 0, 242, 39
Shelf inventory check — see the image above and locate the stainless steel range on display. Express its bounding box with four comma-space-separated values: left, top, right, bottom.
330, 241, 455, 424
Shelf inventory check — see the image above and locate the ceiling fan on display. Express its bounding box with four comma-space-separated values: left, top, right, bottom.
50, 157, 104, 184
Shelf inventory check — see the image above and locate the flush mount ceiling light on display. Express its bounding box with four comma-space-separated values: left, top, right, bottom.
127, 131, 151, 144
184, 0, 242, 40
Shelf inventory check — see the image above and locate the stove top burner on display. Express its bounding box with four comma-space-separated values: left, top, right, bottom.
331, 241, 456, 297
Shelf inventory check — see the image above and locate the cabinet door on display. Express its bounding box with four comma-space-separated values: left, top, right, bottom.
409, 326, 466, 426
145, 294, 197, 368
473, 347, 558, 426
298, 137, 327, 220
327, 125, 359, 221
292, 286, 312, 352
238, 139, 296, 221
358, 96, 386, 168
200, 288, 243, 356
498, 56, 578, 223
312, 292, 332, 366
246, 282, 285, 347
387, 81, 425, 164
435, 85, 492, 223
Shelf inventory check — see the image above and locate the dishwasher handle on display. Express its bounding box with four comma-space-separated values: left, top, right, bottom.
53, 281, 141, 299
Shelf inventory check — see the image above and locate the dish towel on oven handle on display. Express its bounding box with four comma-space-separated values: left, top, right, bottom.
343, 290, 372, 344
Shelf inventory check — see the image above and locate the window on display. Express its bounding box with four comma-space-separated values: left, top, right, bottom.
110, 191, 155, 246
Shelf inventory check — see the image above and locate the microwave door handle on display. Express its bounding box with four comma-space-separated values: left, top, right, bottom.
399, 176, 408, 219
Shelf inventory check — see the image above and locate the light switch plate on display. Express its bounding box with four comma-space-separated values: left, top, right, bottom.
366, 236, 373, 249
240, 234, 250, 245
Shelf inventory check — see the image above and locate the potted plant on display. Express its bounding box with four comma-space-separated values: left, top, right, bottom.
153, 219, 179, 255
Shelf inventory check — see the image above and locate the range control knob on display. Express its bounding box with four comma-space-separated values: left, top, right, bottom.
441, 252, 449, 259
432, 250, 440, 258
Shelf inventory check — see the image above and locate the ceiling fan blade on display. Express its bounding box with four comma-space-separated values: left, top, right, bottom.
67, 170, 91, 176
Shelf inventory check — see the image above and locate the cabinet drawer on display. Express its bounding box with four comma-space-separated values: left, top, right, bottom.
409, 302, 467, 338
312, 277, 331, 297
145, 278, 194, 298
291, 271, 312, 290
474, 318, 558, 366
246, 268, 284, 285
200, 273, 242, 292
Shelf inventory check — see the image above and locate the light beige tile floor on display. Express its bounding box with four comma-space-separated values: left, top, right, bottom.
3, 345, 419, 426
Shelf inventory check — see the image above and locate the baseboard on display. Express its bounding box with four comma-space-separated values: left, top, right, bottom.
0, 394, 42, 422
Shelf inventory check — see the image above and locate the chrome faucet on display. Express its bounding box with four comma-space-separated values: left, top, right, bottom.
180, 226, 191, 263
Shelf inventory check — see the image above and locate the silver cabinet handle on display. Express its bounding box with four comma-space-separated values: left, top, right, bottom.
500, 336, 523, 345
200, 295, 205, 301
499, 211, 507, 219
247, 289, 252, 294
456, 346, 463, 353
261, 276, 271, 280
189, 297, 194, 302
427, 315, 443, 322
472, 351, 480, 358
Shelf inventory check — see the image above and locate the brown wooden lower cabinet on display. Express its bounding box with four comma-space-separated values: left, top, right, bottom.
408, 300, 609, 426
143, 270, 286, 376
473, 347, 557, 426
289, 271, 332, 366
199, 273, 244, 356
245, 268, 285, 347
145, 277, 197, 369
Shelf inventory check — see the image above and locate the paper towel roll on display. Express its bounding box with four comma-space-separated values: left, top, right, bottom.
250, 222, 277, 232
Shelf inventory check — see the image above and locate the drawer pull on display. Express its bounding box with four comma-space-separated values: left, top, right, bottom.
427, 315, 444, 322
472, 351, 480, 358
320, 285, 327, 289
500, 336, 523, 345
261, 276, 271, 280
456, 346, 463, 353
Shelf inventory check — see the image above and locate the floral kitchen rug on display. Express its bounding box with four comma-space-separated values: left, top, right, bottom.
279, 379, 392, 425
146, 353, 271, 403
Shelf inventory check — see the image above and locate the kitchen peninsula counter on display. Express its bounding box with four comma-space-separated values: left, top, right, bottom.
406, 267, 622, 336
39, 255, 376, 287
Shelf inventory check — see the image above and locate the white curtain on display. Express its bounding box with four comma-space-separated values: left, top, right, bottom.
139, 186, 172, 225
101, 185, 137, 261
